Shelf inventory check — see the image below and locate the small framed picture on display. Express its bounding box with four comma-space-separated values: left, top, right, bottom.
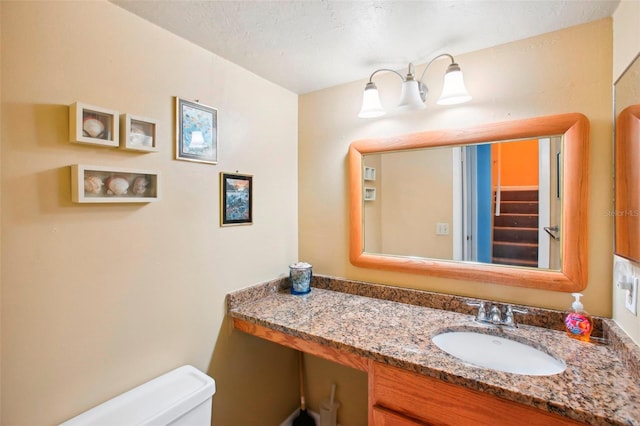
220, 172, 253, 226
120, 114, 159, 152
176, 97, 218, 164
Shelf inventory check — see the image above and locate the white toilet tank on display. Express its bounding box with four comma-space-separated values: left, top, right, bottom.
60, 365, 216, 426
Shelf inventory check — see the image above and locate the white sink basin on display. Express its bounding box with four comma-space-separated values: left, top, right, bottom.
432, 331, 566, 376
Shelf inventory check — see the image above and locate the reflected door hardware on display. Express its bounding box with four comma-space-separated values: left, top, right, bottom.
544, 226, 560, 241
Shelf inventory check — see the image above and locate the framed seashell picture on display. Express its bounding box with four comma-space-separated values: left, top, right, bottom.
71, 164, 159, 203
120, 113, 159, 152
69, 102, 119, 147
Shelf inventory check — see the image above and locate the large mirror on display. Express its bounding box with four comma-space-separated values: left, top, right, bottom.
614, 53, 640, 262
349, 113, 589, 291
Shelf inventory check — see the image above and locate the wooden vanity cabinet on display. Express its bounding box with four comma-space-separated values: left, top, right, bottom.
369, 362, 583, 426
233, 319, 585, 425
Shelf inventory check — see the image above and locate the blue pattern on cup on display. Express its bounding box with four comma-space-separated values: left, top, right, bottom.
290, 262, 312, 295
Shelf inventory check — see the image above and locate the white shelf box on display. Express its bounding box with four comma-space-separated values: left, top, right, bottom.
364, 187, 376, 201
364, 167, 376, 181
71, 164, 159, 203
70, 102, 119, 147
120, 113, 159, 152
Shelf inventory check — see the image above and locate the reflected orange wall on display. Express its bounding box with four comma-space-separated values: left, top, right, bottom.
491, 139, 539, 187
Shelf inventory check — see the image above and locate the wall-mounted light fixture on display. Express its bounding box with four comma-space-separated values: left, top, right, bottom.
358, 53, 471, 118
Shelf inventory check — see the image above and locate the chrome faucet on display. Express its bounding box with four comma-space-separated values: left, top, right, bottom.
467, 301, 528, 328
489, 305, 502, 323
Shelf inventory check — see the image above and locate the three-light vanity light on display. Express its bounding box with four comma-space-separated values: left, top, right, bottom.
358, 53, 472, 118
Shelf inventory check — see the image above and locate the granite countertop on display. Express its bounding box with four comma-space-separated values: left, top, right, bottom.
227, 276, 640, 425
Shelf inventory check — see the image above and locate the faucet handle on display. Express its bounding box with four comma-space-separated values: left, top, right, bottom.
477, 302, 488, 321
509, 305, 528, 314
504, 305, 528, 327
466, 301, 488, 322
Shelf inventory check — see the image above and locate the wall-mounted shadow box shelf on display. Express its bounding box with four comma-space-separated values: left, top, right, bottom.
120, 113, 159, 152
364, 167, 376, 181
71, 164, 159, 203
364, 187, 377, 201
70, 102, 119, 147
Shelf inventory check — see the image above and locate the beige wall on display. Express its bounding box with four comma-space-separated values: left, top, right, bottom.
612, 0, 640, 344
1, 2, 299, 425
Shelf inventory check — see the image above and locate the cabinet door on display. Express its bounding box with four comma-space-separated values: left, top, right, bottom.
372, 405, 429, 426
370, 362, 583, 425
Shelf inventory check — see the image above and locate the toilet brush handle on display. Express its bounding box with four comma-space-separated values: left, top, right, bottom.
329, 383, 336, 406
299, 351, 307, 410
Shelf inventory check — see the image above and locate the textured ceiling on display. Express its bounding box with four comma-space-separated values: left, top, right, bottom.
112, 0, 620, 94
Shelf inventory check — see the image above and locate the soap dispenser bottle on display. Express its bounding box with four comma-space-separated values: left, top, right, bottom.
564, 293, 593, 342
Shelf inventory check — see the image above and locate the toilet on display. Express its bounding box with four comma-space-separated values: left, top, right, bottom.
60, 365, 216, 426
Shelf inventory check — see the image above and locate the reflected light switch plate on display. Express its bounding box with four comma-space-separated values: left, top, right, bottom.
436, 223, 450, 235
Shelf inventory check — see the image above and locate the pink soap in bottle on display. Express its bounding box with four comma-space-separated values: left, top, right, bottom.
564, 293, 593, 342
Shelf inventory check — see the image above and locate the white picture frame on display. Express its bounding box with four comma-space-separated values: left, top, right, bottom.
71, 164, 160, 203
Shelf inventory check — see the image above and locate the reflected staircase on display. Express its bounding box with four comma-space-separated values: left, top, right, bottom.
492, 189, 539, 267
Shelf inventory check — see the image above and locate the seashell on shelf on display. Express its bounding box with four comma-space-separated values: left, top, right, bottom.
84, 176, 104, 195
82, 117, 105, 138
132, 176, 148, 196
105, 176, 129, 196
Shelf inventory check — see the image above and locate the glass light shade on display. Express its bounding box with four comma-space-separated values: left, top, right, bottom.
358, 82, 385, 118
397, 79, 425, 110
437, 64, 472, 105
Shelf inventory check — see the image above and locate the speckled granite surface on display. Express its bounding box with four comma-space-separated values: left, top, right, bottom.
227, 275, 640, 425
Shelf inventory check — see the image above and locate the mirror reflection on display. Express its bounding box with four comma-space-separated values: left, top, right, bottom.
362, 137, 564, 270
614, 53, 640, 262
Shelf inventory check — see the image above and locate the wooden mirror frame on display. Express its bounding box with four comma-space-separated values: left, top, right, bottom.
615, 104, 640, 262
349, 113, 590, 291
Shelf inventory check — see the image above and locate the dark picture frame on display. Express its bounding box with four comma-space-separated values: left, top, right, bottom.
220, 172, 253, 226
175, 97, 218, 164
